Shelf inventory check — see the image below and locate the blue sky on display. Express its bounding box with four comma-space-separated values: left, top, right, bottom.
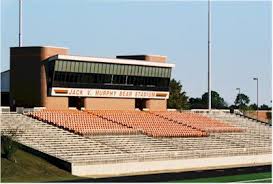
1, 0, 271, 106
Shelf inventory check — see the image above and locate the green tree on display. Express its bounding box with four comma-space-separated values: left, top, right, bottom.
260, 104, 270, 110
201, 91, 228, 109
1, 128, 23, 162
167, 79, 189, 109
234, 93, 250, 111
188, 91, 227, 109
189, 97, 206, 109
249, 103, 258, 110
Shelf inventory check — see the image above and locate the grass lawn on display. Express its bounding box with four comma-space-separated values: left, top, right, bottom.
1, 149, 81, 182
171, 171, 272, 183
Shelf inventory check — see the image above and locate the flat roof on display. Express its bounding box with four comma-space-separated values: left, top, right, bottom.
116, 54, 167, 58
48, 55, 175, 68
10, 46, 69, 49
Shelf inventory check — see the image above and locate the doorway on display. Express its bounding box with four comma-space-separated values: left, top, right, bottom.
135, 99, 147, 110
69, 97, 84, 110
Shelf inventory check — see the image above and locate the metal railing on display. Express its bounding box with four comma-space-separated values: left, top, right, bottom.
71, 147, 271, 165
235, 113, 271, 126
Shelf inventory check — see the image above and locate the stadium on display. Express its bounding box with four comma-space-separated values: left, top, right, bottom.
1, 45, 271, 182
1, 0, 272, 182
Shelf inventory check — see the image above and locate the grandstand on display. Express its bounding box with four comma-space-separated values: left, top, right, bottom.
1, 110, 271, 177
1, 46, 271, 178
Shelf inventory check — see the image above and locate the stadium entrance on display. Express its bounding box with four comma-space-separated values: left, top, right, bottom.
69, 97, 84, 110
135, 99, 147, 110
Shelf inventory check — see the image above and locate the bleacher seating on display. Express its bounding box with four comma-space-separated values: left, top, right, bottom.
1, 111, 271, 165
152, 111, 243, 133
86, 110, 208, 137
1, 113, 124, 163
27, 109, 138, 136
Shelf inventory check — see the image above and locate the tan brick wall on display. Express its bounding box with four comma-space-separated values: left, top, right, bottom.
146, 99, 167, 111
145, 55, 166, 63
84, 98, 135, 110
45, 97, 68, 109
41, 47, 69, 107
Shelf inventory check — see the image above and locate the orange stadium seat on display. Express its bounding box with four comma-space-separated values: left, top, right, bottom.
27, 109, 138, 136
85, 110, 208, 137
28, 109, 239, 137
151, 111, 243, 133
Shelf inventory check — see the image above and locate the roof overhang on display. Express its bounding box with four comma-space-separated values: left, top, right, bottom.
48, 55, 175, 68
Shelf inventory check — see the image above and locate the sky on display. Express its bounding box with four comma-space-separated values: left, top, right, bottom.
1, 0, 271, 106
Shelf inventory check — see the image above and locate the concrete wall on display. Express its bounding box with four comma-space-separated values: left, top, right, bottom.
146, 99, 167, 111
84, 98, 135, 110
71, 154, 272, 177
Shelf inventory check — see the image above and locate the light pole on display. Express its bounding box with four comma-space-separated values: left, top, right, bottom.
236, 88, 240, 109
19, 0, 23, 47
253, 78, 259, 120
208, 0, 212, 112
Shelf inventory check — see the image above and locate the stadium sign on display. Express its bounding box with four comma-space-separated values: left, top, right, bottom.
50, 87, 169, 99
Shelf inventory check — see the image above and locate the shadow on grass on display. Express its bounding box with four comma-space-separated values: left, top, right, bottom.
56, 165, 271, 183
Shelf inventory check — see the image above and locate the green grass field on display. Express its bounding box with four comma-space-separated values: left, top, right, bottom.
1, 149, 81, 182
1, 148, 272, 182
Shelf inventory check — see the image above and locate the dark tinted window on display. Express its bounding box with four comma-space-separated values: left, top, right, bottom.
52, 72, 170, 91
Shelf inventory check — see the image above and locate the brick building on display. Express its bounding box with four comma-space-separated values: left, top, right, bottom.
7, 46, 174, 111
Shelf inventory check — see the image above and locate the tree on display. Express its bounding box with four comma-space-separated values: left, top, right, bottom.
167, 79, 189, 109
234, 93, 250, 111
1, 128, 23, 162
188, 91, 228, 109
188, 97, 206, 109
260, 104, 271, 110
249, 103, 258, 111
201, 91, 228, 109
